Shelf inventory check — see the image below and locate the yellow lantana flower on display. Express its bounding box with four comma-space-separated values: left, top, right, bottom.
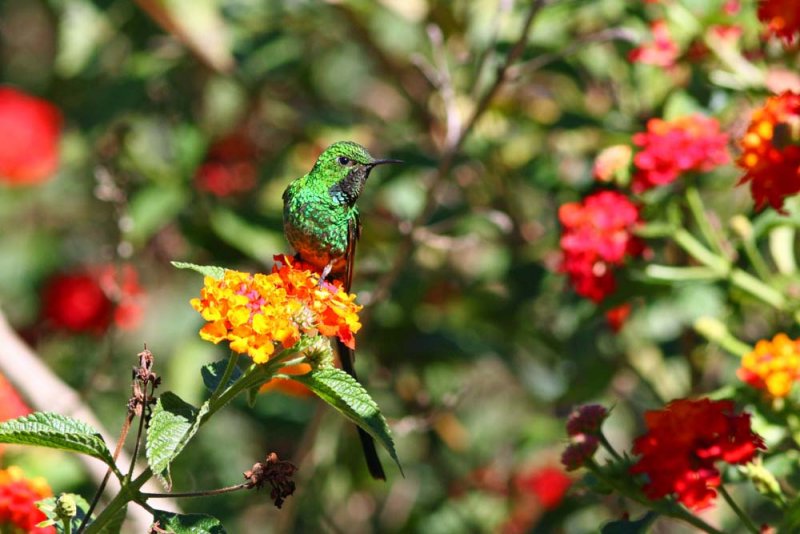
738, 333, 800, 397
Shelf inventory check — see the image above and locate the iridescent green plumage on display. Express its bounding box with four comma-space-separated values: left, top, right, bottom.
282, 141, 399, 480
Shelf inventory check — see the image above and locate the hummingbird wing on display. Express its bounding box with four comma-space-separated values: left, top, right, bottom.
343, 212, 360, 293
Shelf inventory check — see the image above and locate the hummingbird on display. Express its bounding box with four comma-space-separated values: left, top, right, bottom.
283, 140, 401, 480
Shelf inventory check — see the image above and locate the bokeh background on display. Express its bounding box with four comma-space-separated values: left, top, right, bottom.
0, 0, 795, 532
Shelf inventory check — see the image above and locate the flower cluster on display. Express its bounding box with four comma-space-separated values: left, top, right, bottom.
758, 0, 800, 44
632, 114, 730, 192
0, 86, 61, 186
190, 256, 362, 364
629, 20, 679, 68
738, 333, 800, 398
42, 264, 143, 334
559, 191, 644, 302
737, 91, 800, 211
630, 398, 765, 510
561, 404, 607, 471
0, 466, 54, 534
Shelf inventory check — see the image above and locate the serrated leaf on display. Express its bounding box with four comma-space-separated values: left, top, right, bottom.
601, 511, 658, 533
0, 413, 114, 466
151, 510, 226, 534
291, 368, 402, 473
171, 262, 225, 280
201, 359, 243, 393
146, 393, 209, 489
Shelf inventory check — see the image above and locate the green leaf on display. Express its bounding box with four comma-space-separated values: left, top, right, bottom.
209, 207, 284, 263
146, 393, 209, 489
171, 262, 225, 280
151, 510, 226, 534
0, 413, 114, 467
201, 359, 243, 393
128, 185, 187, 246
601, 511, 658, 533
291, 368, 402, 473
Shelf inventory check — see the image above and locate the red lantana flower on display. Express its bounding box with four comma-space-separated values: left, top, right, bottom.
0, 466, 54, 534
42, 264, 144, 334
559, 191, 644, 303
629, 21, 680, 68
632, 114, 730, 192
514, 466, 572, 510
0, 86, 62, 185
630, 398, 765, 510
195, 132, 259, 197
758, 0, 800, 44
605, 303, 632, 332
737, 92, 800, 211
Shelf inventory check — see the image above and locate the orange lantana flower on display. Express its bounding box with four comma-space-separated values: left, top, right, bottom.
190, 257, 362, 364
737, 92, 800, 211
738, 333, 800, 397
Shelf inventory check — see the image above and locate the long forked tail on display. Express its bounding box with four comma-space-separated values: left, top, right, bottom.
337, 339, 386, 480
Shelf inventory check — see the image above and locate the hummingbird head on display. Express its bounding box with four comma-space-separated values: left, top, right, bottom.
311, 141, 401, 206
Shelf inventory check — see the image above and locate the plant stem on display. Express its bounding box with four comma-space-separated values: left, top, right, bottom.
675, 229, 787, 310
141, 483, 249, 499
82, 355, 282, 533
586, 462, 724, 534
598, 432, 623, 462
62, 517, 72, 534
210, 351, 240, 403
693, 317, 753, 357
686, 186, 730, 260
719, 485, 759, 534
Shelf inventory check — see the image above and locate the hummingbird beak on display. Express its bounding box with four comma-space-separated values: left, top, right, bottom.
368, 158, 403, 168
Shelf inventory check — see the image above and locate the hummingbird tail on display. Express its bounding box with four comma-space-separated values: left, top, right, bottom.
337, 339, 386, 480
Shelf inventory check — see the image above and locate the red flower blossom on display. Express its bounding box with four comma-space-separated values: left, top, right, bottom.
632, 114, 730, 192
42, 264, 143, 334
561, 434, 599, 471
195, 132, 258, 197
630, 398, 765, 510
515, 466, 572, 510
758, 0, 800, 44
0, 86, 61, 185
0, 466, 54, 534
566, 404, 609, 437
605, 303, 632, 332
559, 191, 644, 302
629, 21, 680, 68
737, 92, 800, 211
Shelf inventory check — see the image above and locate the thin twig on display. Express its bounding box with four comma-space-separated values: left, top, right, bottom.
364, 0, 547, 321
78, 413, 134, 533
141, 483, 249, 499
0, 310, 174, 531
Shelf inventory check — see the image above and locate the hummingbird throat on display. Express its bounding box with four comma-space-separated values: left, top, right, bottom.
329, 167, 371, 206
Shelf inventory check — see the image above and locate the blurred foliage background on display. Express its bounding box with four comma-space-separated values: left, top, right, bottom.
0, 0, 794, 532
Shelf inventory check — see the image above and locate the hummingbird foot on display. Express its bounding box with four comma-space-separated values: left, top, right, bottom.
318, 261, 334, 287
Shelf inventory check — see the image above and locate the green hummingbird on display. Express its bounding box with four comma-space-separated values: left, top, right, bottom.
283, 140, 400, 480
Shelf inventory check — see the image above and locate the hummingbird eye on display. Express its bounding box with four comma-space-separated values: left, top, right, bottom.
337, 156, 351, 166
